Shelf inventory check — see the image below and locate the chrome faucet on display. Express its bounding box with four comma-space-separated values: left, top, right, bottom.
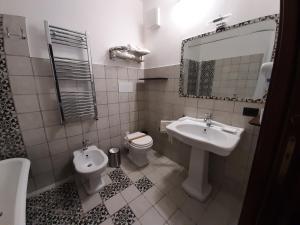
82, 139, 89, 152
204, 113, 213, 127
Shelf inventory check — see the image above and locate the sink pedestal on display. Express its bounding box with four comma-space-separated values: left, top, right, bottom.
182, 147, 212, 202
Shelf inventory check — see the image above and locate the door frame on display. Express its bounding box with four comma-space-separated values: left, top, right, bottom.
239, 0, 300, 224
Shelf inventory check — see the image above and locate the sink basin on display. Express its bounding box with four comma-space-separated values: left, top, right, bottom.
166, 117, 244, 201
166, 117, 244, 156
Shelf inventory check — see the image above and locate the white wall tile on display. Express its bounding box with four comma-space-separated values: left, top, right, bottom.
45, 125, 66, 141
65, 122, 82, 137
31, 57, 52, 76
107, 92, 119, 104
48, 138, 69, 155
96, 91, 108, 105
18, 112, 43, 130
9, 76, 36, 94
108, 103, 119, 115
105, 66, 118, 79
99, 128, 110, 141
97, 117, 110, 129
31, 157, 53, 176
42, 110, 61, 126
109, 115, 120, 127
35, 77, 56, 94
38, 93, 58, 111
117, 67, 128, 79
93, 64, 105, 78
67, 135, 83, 151
26, 143, 50, 160
106, 79, 118, 91
14, 94, 40, 113
22, 128, 46, 146
95, 79, 107, 91
214, 100, 234, 112
6, 55, 33, 75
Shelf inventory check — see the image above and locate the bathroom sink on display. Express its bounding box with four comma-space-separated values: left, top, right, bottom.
166, 117, 244, 202
166, 117, 244, 156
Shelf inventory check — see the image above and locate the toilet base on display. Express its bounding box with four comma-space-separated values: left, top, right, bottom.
127, 151, 149, 167
82, 175, 105, 195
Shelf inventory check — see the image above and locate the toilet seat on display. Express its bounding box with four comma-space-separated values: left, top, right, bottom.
130, 136, 153, 149
125, 132, 153, 167
130, 144, 152, 151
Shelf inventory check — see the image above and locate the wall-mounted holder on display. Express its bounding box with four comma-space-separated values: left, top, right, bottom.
44, 20, 98, 123
209, 13, 232, 32
138, 77, 168, 81
5, 26, 26, 39
109, 45, 150, 63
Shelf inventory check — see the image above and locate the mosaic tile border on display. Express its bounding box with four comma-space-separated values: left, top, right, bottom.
0, 14, 27, 160
179, 14, 280, 103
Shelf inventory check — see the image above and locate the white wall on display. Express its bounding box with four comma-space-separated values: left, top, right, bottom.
143, 0, 280, 68
0, 0, 144, 66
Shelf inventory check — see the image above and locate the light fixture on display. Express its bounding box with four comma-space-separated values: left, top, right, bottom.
171, 0, 216, 28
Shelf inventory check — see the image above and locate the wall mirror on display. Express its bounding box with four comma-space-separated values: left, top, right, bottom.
180, 14, 279, 102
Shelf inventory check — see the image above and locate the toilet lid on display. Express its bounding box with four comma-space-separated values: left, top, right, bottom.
130, 136, 153, 148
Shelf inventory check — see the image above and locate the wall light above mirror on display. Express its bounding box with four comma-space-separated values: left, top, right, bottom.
179, 14, 279, 103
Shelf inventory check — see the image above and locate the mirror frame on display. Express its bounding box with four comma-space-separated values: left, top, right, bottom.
179, 14, 280, 103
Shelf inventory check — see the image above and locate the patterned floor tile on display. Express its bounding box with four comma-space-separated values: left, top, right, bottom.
26, 182, 83, 225
134, 176, 154, 193
107, 168, 133, 192
108, 169, 130, 183
99, 182, 122, 201
78, 204, 110, 225
112, 205, 137, 225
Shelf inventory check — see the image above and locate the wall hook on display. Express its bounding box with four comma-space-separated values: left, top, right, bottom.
20, 27, 26, 39
5, 27, 10, 38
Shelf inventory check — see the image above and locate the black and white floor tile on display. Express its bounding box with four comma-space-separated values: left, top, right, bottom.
79, 204, 110, 225
27, 168, 138, 225
111, 206, 136, 225
108, 169, 133, 192
27, 152, 242, 225
99, 182, 122, 201
134, 176, 154, 193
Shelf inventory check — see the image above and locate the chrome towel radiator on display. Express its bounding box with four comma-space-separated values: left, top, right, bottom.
44, 21, 97, 123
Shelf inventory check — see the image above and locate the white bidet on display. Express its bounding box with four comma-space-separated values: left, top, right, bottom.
73, 145, 108, 195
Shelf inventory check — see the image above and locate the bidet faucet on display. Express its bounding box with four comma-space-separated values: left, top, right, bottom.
204, 113, 213, 127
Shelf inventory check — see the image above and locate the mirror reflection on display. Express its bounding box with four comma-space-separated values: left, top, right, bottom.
181, 17, 277, 100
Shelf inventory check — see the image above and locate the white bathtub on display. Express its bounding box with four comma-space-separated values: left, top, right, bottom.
0, 158, 30, 225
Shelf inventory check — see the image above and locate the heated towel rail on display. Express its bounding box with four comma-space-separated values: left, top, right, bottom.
44, 21, 97, 123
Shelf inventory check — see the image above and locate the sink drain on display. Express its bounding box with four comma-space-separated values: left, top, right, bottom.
87, 163, 93, 167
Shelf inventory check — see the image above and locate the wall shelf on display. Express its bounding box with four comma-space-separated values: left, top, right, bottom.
109, 45, 150, 63
138, 77, 168, 81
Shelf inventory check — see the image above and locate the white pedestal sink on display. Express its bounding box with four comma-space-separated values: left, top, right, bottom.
166, 117, 244, 202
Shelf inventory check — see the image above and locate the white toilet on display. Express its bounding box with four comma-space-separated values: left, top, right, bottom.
124, 132, 153, 167
73, 145, 108, 195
